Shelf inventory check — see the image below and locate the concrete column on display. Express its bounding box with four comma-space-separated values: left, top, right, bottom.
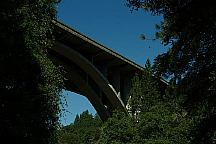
111, 71, 121, 98
100, 65, 108, 78
122, 73, 133, 104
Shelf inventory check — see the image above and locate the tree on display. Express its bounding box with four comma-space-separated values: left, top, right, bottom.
58, 110, 103, 144
0, 0, 63, 143
128, 59, 161, 117
99, 60, 193, 143
100, 62, 190, 143
126, 0, 216, 101
99, 110, 138, 144
127, 0, 216, 143
136, 89, 194, 144
129, 60, 193, 143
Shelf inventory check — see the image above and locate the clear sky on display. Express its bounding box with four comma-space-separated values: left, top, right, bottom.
57, 0, 167, 126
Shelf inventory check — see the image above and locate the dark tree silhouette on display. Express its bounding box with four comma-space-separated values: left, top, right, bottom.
0, 0, 63, 143
127, 0, 216, 143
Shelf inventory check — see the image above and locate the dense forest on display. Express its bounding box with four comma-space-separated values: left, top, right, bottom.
1, 0, 215, 143
59, 0, 216, 143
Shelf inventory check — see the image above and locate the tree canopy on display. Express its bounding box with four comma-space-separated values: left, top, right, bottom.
58, 110, 102, 144
0, 0, 63, 143
99, 60, 194, 144
127, 0, 216, 143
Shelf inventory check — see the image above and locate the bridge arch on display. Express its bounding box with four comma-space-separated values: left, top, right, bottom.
51, 42, 126, 121
54, 59, 110, 121
51, 20, 167, 121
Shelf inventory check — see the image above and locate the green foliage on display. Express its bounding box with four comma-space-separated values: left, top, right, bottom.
133, 60, 193, 143
0, 0, 63, 143
128, 74, 143, 115
99, 110, 138, 144
99, 60, 194, 144
128, 59, 160, 115
126, 0, 216, 97
137, 98, 193, 144
58, 110, 102, 144
127, 0, 216, 143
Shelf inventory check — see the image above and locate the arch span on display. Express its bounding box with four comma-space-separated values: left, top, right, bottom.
51, 42, 126, 120
52, 58, 110, 121
51, 20, 168, 121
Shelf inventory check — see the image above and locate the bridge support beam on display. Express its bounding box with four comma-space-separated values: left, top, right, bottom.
110, 71, 121, 99
122, 74, 132, 104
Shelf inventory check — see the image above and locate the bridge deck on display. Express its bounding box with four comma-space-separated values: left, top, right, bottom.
53, 20, 145, 73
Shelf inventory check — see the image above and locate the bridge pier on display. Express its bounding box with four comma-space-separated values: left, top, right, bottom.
122, 74, 133, 104
109, 70, 121, 99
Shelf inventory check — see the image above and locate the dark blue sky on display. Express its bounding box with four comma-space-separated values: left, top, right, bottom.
57, 0, 167, 125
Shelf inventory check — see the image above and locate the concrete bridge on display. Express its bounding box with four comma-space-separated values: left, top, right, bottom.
49, 20, 167, 121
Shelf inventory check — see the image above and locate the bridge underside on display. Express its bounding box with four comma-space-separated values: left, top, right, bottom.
49, 42, 127, 121
50, 20, 168, 121
49, 51, 110, 120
